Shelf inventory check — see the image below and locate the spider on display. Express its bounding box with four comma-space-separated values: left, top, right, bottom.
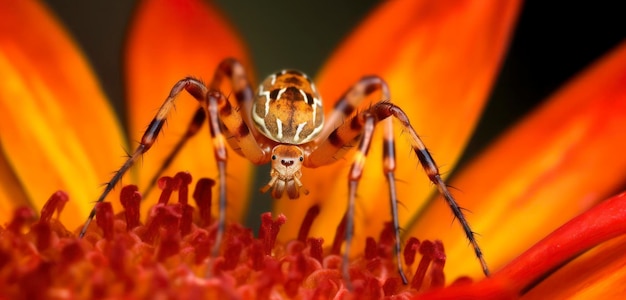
79, 58, 489, 285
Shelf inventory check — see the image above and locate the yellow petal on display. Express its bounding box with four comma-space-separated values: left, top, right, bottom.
0, 1, 126, 229
125, 0, 253, 221
275, 1, 521, 251
410, 41, 626, 280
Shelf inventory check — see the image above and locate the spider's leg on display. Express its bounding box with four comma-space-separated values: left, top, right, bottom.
370, 101, 490, 277
142, 107, 206, 199
307, 76, 409, 284
142, 58, 261, 197
343, 112, 412, 287
79, 77, 210, 238
310, 76, 389, 166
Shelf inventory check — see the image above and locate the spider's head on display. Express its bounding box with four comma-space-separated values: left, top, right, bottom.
261, 144, 309, 199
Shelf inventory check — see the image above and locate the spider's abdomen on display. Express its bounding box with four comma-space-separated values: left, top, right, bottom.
252, 70, 324, 144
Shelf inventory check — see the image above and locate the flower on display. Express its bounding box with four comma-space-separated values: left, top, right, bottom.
2, 0, 626, 298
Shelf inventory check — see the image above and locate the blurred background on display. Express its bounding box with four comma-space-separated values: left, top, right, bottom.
42, 0, 624, 167
42, 1, 624, 226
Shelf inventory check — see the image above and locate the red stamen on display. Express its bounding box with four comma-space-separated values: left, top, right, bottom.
192, 178, 215, 227
96, 202, 115, 240
223, 235, 243, 270
6, 206, 36, 234
188, 230, 211, 264
307, 237, 324, 263
331, 213, 347, 255
429, 240, 446, 288
365, 237, 377, 259
411, 240, 436, 290
180, 204, 193, 237
120, 185, 141, 231
383, 277, 402, 296
32, 221, 52, 250
249, 239, 265, 270
39, 191, 68, 222
378, 221, 394, 247
297, 205, 320, 242
157, 176, 179, 204
284, 253, 307, 297
59, 240, 84, 268
403, 237, 420, 266
174, 171, 192, 205
353, 277, 383, 299
141, 204, 181, 244
156, 228, 181, 262
108, 238, 128, 279
259, 213, 286, 255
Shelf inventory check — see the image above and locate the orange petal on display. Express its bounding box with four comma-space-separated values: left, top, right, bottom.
0, 1, 126, 229
276, 0, 521, 250
410, 41, 626, 280
125, 0, 253, 221
496, 192, 626, 298
523, 236, 626, 299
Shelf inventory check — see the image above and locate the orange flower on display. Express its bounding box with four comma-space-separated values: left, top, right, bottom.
1, 0, 626, 298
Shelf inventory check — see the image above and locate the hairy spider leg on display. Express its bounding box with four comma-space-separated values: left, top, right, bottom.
79, 73, 269, 263
79, 78, 209, 238
141, 58, 264, 198
308, 78, 489, 284
141, 107, 205, 199
368, 102, 490, 277
305, 76, 408, 284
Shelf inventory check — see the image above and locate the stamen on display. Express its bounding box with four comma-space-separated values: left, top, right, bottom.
297, 205, 320, 242
383, 277, 402, 296
222, 231, 244, 271
258, 212, 286, 255
429, 240, 446, 288
411, 240, 445, 290
331, 213, 348, 255
156, 225, 181, 262
307, 238, 324, 263
6, 206, 36, 234
192, 178, 215, 227
180, 204, 194, 237
403, 237, 420, 266
157, 176, 177, 204
95, 202, 114, 240
365, 237, 377, 259
174, 171, 192, 205
39, 191, 69, 223
120, 185, 141, 231
3, 178, 459, 298
59, 241, 84, 269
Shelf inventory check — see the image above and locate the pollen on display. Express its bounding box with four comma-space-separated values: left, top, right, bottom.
0, 172, 459, 298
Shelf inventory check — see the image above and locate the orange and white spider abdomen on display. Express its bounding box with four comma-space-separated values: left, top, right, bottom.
252, 70, 324, 144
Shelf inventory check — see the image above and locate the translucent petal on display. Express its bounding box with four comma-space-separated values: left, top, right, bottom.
411, 41, 626, 280
275, 0, 521, 251
124, 0, 253, 221
0, 1, 126, 229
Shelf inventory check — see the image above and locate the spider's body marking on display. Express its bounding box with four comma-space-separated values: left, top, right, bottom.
252, 70, 324, 145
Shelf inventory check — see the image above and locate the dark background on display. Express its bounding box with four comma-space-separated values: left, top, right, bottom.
42, 1, 624, 225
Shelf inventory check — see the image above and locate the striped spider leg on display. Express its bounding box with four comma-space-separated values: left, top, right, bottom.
79, 59, 272, 259
79, 58, 489, 287
305, 77, 490, 285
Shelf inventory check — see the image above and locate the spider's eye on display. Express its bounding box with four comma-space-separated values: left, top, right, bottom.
299, 157, 304, 162
272, 155, 276, 160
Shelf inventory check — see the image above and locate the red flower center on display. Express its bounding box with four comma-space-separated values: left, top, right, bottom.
0, 171, 461, 298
